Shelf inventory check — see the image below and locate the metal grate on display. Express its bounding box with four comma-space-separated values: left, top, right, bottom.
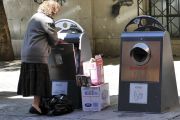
138, 0, 180, 38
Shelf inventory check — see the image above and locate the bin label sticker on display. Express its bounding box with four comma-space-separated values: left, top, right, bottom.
129, 83, 148, 104
55, 53, 63, 65
52, 81, 68, 95
130, 66, 148, 70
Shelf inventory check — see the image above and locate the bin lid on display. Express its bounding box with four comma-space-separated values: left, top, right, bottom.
55, 19, 84, 33
124, 15, 165, 32
58, 33, 81, 43
55, 19, 84, 43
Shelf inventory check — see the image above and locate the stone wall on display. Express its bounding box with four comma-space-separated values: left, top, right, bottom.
3, 0, 180, 59
92, 0, 137, 57
3, 0, 93, 59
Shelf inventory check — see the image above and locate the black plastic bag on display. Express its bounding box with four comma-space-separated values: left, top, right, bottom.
42, 94, 74, 116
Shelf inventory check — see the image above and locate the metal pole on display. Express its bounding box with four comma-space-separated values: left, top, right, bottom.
178, 0, 180, 37
170, 0, 172, 37
149, 0, 152, 16
145, 0, 147, 15
166, 0, 169, 32
162, 0, 163, 25
137, 0, 139, 16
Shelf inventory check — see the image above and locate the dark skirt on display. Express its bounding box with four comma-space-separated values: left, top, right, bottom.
17, 62, 52, 97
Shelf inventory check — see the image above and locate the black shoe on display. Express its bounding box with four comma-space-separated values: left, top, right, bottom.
39, 106, 48, 114
29, 106, 45, 115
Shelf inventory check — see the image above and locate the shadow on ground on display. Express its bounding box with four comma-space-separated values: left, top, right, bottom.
0, 91, 17, 96
0, 61, 21, 72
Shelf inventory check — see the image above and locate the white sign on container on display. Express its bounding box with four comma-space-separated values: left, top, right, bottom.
52, 81, 68, 95
129, 83, 148, 104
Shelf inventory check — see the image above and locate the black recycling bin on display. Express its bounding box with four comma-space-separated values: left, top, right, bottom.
118, 15, 179, 113
48, 19, 92, 109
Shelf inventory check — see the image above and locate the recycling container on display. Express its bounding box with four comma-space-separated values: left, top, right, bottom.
48, 19, 92, 109
118, 15, 179, 113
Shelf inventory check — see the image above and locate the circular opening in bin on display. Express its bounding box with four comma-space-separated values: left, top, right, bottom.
133, 48, 147, 62
130, 43, 151, 66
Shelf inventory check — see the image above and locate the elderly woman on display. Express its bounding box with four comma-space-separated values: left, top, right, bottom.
17, 1, 60, 115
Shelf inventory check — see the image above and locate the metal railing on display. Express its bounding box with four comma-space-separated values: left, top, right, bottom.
138, 0, 180, 38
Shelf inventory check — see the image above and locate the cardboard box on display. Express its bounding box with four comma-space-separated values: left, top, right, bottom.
83, 55, 104, 85
81, 83, 110, 111
76, 75, 92, 87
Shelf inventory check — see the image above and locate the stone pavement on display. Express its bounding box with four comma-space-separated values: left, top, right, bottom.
1, 57, 180, 120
